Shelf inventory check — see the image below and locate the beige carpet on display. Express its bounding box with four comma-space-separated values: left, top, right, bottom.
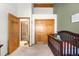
9, 44, 54, 56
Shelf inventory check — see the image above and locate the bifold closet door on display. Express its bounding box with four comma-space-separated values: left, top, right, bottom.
8, 14, 20, 54
35, 19, 54, 44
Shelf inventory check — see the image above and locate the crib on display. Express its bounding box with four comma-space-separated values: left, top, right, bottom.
48, 31, 79, 56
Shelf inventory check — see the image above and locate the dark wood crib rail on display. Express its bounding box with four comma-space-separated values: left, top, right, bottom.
48, 31, 79, 56
60, 39, 79, 56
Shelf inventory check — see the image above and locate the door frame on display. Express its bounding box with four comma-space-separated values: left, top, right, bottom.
19, 17, 30, 46
35, 19, 55, 44
32, 14, 57, 45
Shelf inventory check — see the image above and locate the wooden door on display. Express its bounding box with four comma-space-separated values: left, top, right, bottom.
35, 19, 54, 44
8, 14, 20, 54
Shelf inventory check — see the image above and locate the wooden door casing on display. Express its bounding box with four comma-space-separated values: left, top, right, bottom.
8, 14, 20, 54
35, 19, 54, 44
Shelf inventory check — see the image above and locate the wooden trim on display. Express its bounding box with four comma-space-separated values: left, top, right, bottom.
33, 3, 54, 8
19, 17, 30, 19
8, 13, 19, 19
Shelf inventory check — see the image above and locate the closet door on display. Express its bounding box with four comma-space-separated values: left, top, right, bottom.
35, 19, 54, 44
8, 14, 20, 54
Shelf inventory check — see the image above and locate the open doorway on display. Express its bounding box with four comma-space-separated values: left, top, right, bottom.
20, 17, 30, 47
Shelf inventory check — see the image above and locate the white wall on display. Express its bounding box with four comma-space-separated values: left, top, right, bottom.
0, 3, 17, 56
31, 14, 57, 45
17, 3, 32, 17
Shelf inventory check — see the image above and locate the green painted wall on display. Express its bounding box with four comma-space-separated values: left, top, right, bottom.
54, 3, 79, 33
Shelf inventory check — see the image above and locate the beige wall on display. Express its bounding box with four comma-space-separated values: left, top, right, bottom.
54, 3, 79, 33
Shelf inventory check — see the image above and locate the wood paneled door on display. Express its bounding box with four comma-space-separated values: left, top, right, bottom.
35, 19, 54, 44
8, 14, 20, 54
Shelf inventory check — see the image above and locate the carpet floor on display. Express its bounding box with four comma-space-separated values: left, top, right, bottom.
9, 44, 54, 56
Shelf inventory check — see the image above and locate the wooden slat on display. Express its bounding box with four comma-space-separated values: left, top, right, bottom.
33, 3, 54, 8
